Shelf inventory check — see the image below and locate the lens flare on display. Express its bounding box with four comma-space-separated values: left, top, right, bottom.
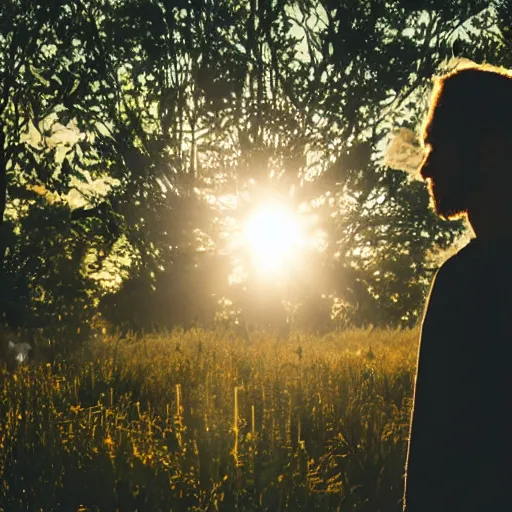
244, 206, 303, 276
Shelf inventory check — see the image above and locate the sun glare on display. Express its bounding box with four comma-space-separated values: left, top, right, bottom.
244, 205, 303, 276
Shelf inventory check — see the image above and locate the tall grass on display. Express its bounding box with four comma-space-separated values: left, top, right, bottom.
0, 328, 418, 511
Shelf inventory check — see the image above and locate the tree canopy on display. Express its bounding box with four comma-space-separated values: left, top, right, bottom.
0, 0, 509, 342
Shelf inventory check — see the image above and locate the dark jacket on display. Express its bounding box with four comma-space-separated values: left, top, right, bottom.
403, 237, 512, 511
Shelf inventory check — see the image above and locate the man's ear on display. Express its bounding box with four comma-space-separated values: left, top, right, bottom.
479, 133, 510, 171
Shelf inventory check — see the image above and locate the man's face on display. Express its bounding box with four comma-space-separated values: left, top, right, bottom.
419, 122, 479, 220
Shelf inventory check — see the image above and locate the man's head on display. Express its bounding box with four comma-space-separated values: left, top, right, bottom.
419, 64, 512, 220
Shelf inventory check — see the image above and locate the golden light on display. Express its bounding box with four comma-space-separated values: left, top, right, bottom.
244, 205, 304, 276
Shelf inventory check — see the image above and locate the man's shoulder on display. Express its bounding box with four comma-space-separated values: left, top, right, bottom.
436, 238, 477, 278
422, 243, 475, 335
435, 245, 468, 281
428, 241, 476, 302
434, 236, 512, 298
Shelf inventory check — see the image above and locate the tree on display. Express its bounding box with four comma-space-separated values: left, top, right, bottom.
1, 0, 509, 339
267, 0, 504, 326
0, 1, 126, 339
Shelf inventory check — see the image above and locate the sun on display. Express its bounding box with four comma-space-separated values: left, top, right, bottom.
244, 205, 303, 276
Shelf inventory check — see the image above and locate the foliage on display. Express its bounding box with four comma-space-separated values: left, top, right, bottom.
0, 328, 418, 511
0, 0, 125, 339
0, 0, 511, 340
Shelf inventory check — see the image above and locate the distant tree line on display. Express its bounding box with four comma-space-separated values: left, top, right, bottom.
0, 0, 510, 344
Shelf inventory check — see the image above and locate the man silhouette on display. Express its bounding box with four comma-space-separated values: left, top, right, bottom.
403, 64, 512, 511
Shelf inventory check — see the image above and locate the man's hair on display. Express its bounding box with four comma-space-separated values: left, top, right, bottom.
423, 63, 512, 147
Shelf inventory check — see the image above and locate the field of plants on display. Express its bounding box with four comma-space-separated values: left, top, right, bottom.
0, 328, 419, 512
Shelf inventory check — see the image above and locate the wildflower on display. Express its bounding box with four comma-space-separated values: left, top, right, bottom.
7, 340, 32, 364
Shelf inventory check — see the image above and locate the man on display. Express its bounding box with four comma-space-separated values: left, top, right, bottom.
403, 64, 512, 511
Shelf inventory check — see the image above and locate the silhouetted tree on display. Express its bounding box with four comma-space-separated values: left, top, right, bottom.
0, 0, 509, 339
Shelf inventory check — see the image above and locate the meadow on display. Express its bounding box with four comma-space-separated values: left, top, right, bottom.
0, 328, 419, 512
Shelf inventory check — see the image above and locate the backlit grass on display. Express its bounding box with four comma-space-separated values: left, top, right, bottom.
0, 328, 418, 511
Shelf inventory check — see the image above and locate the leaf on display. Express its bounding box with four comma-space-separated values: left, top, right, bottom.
74, 171, 89, 184
7, 184, 43, 201
69, 77, 80, 96
29, 64, 51, 87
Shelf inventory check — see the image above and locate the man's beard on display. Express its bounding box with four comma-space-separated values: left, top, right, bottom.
427, 161, 480, 221
428, 178, 469, 220
428, 180, 467, 220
